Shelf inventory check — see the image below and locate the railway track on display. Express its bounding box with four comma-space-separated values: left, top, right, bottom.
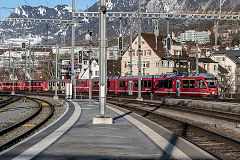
0, 96, 54, 151
110, 97, 240, 124
0, 96, 20, 109
107, 98, 240, 160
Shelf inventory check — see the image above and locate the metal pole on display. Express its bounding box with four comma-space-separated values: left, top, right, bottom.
99, 0, 107, 116
130, 26, 133, 76
196, 40, 199, 74
24, 22, 27, 80
137, 0, 142, 100
3, 55, 5, 81
167, 19, 170, 36
8, 45, 10, 80
220, 0, 222, 14
11, 57, 15, 95
24, 48, 27, 80
54, 45, 59, 99
32, 49, 34, 80
89, 30, 93, 101
215, 21, 218, 51
71, 0, 75, 99
29, 40, 31, 92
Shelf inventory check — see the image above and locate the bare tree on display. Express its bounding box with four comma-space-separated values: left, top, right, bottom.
37, 51, 55, 80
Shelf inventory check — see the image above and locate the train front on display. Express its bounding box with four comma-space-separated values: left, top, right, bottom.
204, 77, 218, 96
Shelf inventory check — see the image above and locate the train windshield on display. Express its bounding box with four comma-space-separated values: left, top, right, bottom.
205, 78, 217, 88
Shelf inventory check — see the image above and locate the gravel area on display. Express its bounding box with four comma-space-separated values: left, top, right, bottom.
0, 95, 66, 149
0, 99, 38, 130
136, 104, 240, 141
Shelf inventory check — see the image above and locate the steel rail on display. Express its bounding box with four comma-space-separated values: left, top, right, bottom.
0, 96, 54, 151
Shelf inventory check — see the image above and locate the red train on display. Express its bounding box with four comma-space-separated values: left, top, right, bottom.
0, 73, 218, 97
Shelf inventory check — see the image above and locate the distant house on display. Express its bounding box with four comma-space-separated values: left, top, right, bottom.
210, 50, 240, 93
121, 33, 173, 76
121, 32, 191, 76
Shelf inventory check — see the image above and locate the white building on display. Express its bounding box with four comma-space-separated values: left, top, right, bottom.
178, 30, 209, 44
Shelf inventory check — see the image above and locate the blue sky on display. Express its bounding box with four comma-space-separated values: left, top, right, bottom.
0, 0, 98, 18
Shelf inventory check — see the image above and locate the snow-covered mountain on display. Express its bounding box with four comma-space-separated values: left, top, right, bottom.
0, 0, 240, 45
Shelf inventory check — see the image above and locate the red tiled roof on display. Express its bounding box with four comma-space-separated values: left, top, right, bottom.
141, 33, 167, 58
130, 33, 167, 59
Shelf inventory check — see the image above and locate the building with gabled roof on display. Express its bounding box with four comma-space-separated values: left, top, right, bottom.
121, 33, 190, 76
210, 50, 240, 93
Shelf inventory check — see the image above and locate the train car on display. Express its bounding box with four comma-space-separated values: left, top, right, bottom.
91, 77, 99, 94
0, 73, 218, 98
2, 81, 25, 91
76, 79, 89, 93
153, 73, 218, 97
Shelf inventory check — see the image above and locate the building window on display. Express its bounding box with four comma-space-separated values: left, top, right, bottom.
222, 57, 225, 61
95, 71, 99, 76
204, 64, 208, 70
213, 64, 217, 70
167, 61, 171, 68
227, 65, 231, 72
84, 61, 88, 65
109, 52, 113, 57
127, 62, 130, 68
175, 50, 180, 56
155, 62, 160, 67
146, 50, 151, 56
93, 62, 97, 67
161, 61, 165, 67
142, 61, 147, 68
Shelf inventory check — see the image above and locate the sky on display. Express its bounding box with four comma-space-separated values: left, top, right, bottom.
0, 0, 98, 18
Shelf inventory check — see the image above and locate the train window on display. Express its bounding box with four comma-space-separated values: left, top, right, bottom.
157, 80, 172, 88
118, 81, 126, 87
182, 80, 195, 88
199, 80, 207, 89
134, 81, 138, 87
93, 81, 99, 87
107, 81, 110, 88
142, 81, 151, 88
26, 82, 29, 86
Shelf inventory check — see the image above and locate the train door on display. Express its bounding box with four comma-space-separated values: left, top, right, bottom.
176, 80, 180, 97
128, 80, 133, 95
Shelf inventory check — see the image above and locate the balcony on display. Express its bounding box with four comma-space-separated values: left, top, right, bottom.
61, 64, 79, 68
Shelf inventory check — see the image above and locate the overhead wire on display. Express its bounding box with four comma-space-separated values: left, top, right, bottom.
22, 0, 30, 6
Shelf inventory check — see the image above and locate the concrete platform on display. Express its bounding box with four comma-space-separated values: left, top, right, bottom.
0, 100, 217, 160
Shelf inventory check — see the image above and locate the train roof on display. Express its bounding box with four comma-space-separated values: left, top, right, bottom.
111, 73, 216, 79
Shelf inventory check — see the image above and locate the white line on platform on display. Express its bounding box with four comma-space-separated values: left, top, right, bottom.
107, 105, 192, 160
12, 101, 81, 160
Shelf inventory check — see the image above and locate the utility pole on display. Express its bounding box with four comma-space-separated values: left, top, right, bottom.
167, 19, 170, 37
54, 45, 59, 100
196, 40, 199, 74
24, 22, 27, 80
8, 45, 10, 80
11, 56, 15, 95
3, 55, 5, 81
29, 40, 31, 92
32, 49, 35, 80
71, 0, 75, 99
130, 26, 133, 76
137, 0, 142, 100
119, 17, 123, 58
215, 21, 218, 51
89, 30, 93, 101
93, 0, 112, 124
